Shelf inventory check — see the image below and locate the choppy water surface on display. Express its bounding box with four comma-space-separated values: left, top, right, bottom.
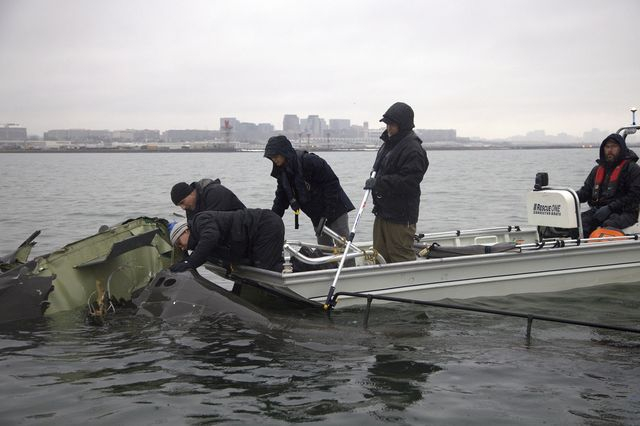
1, 150, 640, 424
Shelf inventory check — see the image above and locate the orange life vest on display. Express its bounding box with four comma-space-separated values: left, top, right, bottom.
592, 160, 628, 202
589, 227, 625, 240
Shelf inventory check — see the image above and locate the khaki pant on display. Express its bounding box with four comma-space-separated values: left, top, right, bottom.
373, 217, 416, 263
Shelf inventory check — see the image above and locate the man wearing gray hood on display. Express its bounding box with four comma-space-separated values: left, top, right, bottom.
576, 133, 640, 236
365, 102, 429, 263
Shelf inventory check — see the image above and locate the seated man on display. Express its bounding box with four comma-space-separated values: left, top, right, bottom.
576, 133, 640, 236
169, 209, 284, 273
171, 178, 245, 220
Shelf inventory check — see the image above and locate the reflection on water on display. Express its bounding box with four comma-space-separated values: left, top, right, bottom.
1, 282, 640, 424
365, 354, 442, 411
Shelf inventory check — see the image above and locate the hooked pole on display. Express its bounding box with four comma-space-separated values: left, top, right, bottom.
323, 169, 377, 310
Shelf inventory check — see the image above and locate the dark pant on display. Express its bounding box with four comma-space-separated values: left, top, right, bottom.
581, 208, 638, 237
317, 213, 356, 267
373, 217, 417, 263
317, 213, 350, 246
250, 211, 285, 272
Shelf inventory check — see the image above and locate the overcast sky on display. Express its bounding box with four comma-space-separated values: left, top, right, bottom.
1, 0, 639, 139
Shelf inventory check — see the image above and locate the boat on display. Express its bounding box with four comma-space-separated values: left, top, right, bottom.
0, 217, 175, 323
205, 124, 640, 309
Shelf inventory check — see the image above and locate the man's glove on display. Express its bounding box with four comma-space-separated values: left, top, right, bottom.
170, 260, 192, 273
290, 199, 301, 212
364, 177, 376, 190
315, 217, 327, 237
593, 205, 612, 222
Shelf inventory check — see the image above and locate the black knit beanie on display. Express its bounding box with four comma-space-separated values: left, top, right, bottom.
171, 182, 192, 205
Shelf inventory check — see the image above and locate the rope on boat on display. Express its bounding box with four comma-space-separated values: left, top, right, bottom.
332, 291, 640, 340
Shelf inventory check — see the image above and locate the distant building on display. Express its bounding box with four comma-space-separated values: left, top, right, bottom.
303, 115, 327, 137
162, 129, 219, 142
0, 126, 27, 141
583, 128, 609, 144
329, 119, 351, 131
416, 129, 457, 142
258, 123, 274, 133
220, 117, 240, 131
112, 129, 160, 142
283, 114, 300, 132
526, 130, 546, 140
44, 129, 111, 142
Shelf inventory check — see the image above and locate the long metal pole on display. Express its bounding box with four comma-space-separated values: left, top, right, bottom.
323, 170, 376, 310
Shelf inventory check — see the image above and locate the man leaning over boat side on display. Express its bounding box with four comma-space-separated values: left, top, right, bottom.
170, 178, 246, 220
575, 133, 640, 236
364, 102, 429, 263
168, 209, 285, 273
263, 135, 355, 246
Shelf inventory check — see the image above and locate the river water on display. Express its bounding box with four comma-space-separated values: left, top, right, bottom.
1, 149, 639, 424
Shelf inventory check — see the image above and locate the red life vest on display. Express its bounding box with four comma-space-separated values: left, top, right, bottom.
592, 160, 628, 202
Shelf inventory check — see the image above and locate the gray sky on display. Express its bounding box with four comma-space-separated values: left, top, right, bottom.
1, 0, 639, 139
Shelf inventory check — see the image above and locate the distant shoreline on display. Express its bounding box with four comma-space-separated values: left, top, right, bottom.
0, 144, 610, 154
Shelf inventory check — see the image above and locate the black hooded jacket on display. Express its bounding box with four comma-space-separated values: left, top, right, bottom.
186, 209, 269, 268
264, 136, 354, 226
380, 102, 415, 130
576, 133, 640, 214
372, 104, 429, 224
186, 178, 246, 221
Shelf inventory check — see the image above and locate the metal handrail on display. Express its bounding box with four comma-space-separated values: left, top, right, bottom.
332, 291, 640, 340
616, 124, 639, 138
283, 243, 386, 266
416, 226, 524, 240
520, 233, 640, 250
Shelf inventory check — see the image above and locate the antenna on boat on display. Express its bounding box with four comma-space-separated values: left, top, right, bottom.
632, 107, 638, 126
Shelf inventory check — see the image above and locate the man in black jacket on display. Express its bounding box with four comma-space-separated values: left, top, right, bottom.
264, 135, 355, 246
365, 102, 429, 263
170, 178, 245, 220
169, 209, 285, 273
576, 133, 640, 236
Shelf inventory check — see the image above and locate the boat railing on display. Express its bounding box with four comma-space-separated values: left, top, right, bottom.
415, 226, 524, 240
318, 226, 351, 248
521, 233, 640, 250
284, 233, 640, 269
283, 242, 386, 267
616, 124, 639, 139
332, 291, 640, 341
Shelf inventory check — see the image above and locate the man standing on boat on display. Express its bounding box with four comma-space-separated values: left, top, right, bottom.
576, 133, 640, 236
168, 209, 285, 273
170, 178, 246, 220
264, 135, 355, 246
364, 102, 429, 263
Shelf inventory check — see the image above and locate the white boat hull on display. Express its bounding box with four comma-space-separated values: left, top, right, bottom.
206, 238, 640, 307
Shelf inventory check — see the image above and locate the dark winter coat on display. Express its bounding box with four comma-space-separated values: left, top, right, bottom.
264, 136, 354, 226
186, 178, 246, 220
186, 209, 273, 268
576, 133, 640, 214
371, 129, 429, 224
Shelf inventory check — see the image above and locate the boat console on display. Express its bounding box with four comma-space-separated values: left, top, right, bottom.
526, 176, 583, 239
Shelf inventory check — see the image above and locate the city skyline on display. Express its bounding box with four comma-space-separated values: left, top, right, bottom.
1, 1, 639, 140
1, 111, 616, 144
3, 105, 636, 143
